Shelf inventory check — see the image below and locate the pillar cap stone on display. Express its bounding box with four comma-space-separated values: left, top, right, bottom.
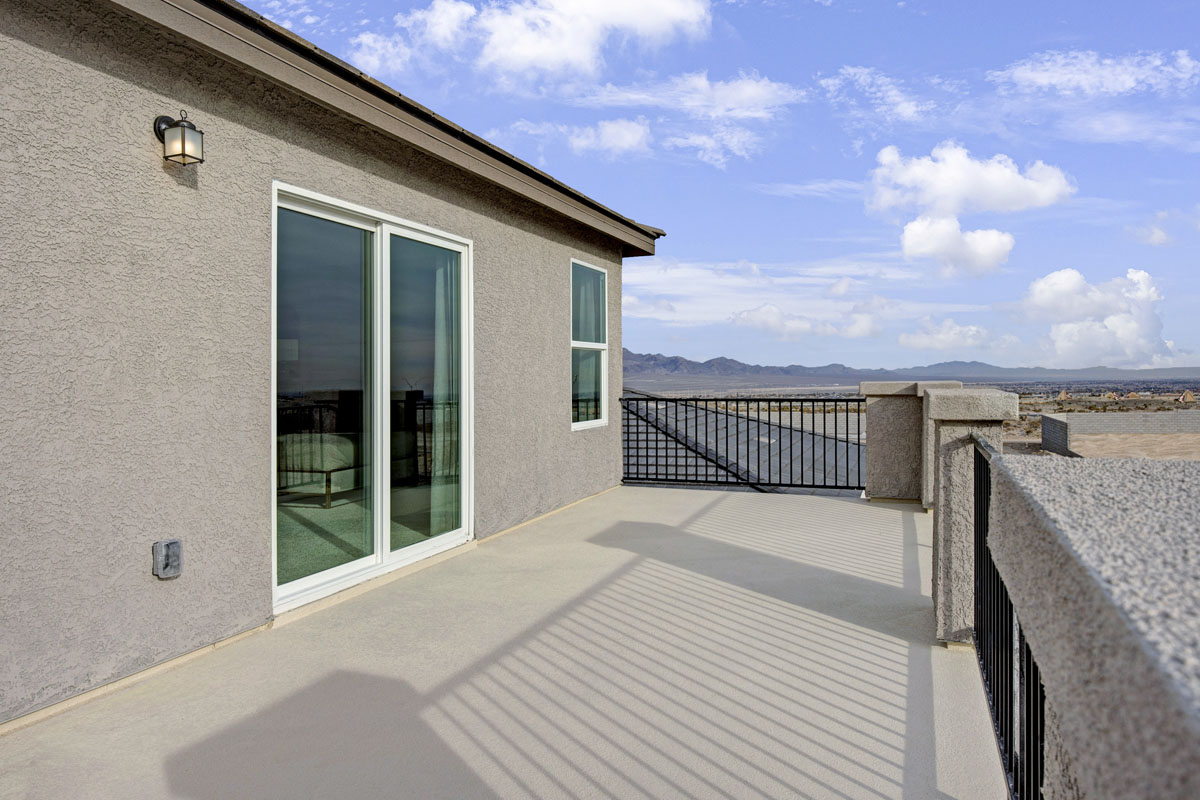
925, 387, 1018, 421
859, 380, 962, 396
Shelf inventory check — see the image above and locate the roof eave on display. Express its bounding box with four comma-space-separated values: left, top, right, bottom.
102, 0, 664, 256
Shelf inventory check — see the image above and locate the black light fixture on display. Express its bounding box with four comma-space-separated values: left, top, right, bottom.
153, 110, 204, 165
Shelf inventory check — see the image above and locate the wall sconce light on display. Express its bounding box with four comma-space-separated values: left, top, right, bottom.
153, 110, 204, 165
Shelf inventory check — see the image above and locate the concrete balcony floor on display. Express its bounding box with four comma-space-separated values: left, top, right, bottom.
1, 487, 1007, 800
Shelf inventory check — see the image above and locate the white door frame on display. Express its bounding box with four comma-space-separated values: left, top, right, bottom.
271, 181, 475, 614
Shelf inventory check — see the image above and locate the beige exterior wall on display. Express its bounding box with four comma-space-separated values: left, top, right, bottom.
0, 0, 626, 722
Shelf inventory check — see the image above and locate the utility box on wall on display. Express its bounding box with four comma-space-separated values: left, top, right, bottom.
152, 540, 183, 579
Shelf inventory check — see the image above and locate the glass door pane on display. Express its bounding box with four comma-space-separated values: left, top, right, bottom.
276, 208, 374, 585
389, 235, 461, 550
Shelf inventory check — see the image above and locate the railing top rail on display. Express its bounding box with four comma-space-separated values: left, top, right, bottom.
971, 432, 1000, 462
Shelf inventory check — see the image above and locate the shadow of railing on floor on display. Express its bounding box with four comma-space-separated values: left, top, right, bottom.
169, 494, 960, 799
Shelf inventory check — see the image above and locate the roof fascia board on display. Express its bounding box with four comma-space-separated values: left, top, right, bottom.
101, 0, 658, 256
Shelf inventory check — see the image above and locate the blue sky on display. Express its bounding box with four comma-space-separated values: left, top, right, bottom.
256, 0, 1200, 369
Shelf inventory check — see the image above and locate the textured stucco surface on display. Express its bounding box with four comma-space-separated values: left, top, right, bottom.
918, 383, 964, 507
859, 381, 959, 501
926, 388, 1015, 641
1, 0, 626, 722
924, 388, 1017, 422
923, 388, 1013, 509
989, 455, 1200, 800
863, 395, 923, 500
929, 421, 1003, 642
1042, 697, 1083, 800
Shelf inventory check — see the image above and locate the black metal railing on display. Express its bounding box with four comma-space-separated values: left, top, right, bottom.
277, 396, 459, 495
973, 435, 1046, 800
572, 397, 602, 423
621, 392, 865, 490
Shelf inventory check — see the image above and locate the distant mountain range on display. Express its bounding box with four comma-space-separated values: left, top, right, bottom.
622, 349, 1200, 381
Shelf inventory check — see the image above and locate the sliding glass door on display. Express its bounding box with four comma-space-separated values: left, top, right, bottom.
274, 188, 470, 607
275, 208, 374, 586
389, 236, 461, 550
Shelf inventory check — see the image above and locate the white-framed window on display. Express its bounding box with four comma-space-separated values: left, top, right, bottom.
570, 260, 608, 430
272, 181, 474, 613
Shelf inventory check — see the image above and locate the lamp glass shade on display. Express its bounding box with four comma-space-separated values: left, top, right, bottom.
163, 122, 204, 165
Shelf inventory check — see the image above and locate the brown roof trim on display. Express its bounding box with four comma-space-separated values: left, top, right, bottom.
103, 0, 664, 256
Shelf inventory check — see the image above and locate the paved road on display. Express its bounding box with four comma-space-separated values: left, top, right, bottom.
622, 398, 865, 488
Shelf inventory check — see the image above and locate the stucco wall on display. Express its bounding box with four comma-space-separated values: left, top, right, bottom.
925, 388, 1015, 642
858, 381, 960, 502
989, 456, 1200, 799
862, 395, 923, 500
0, 0, 627, 722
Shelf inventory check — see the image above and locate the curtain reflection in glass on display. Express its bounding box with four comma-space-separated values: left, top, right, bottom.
390, 236, 461, 550
275, 208, 373, 585
571, 263, 605, 343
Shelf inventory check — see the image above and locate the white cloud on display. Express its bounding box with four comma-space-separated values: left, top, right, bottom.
507, 114, 762, 167
567, 118, 652, 156
871, 141, 1072, 277
827, 276, 855, 296
1021, 267, 1133, 321
508, 119, 561, 137
347, 0, 710, 80
733, 294, 987, 342
664, 124, 759, 168
580, 71, 804, 120
900, 216, 1014, 276
621, 257, 981, 348
347, 32, 413, 76
1055, 110, 1200, 153
820, 66, 933, 125
754, 179, 863, 199
623, 259, 831, 325
731, 304, 882, 340
622, 294, 676, 315
474, 0, 711, 76
575, 71, 802, 168
1132, 212, 1172, 246
395, 0, 477, 49
898, 318, 989, 350
1018, 268, 1181, 367
870, 141, 1074, 216
731, 304, 840, 338
989, 50, 1200, 96
508, 118, 652, 158
343, 3, 797, 169
264, 0, 321, 31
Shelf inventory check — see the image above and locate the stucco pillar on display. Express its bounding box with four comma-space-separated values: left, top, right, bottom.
926, 388, 1018, 643
1043, 696, 1084, 800
859, 381, 961, 502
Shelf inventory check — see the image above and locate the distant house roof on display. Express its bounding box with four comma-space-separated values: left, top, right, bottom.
108, 0, 665, 257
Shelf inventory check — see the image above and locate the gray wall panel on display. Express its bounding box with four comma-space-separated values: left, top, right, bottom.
0, 0, 624, 722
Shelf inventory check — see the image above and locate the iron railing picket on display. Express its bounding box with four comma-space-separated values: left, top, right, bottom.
788, 402, 793, 485
973, 435, 1046, 800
